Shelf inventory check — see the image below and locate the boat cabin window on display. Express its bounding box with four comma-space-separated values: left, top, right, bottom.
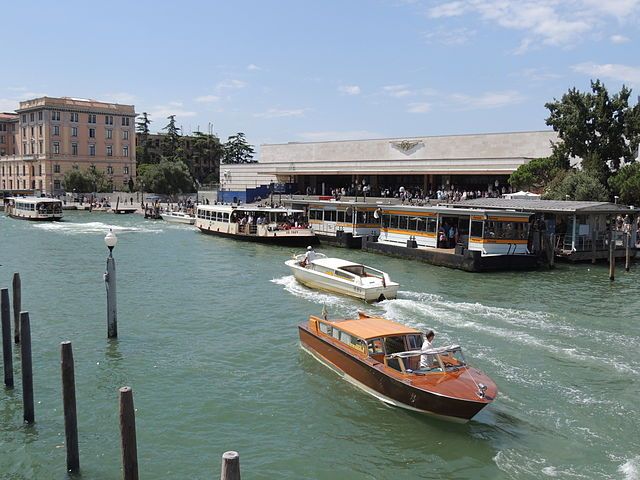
406, 334, 422, 350
382, 214, 389, 228
318, 322, 332, 336
367, 338, 384, 354
484, 220, 528, 240
427, 217, 437, 233
334, 270, 355, 281
384, 336, 406, 355
337, 211, 345, 222
345, 208, 353, 223
309, 209, 322, 221
416, 218, 426, 232
223, 213, 229, 222
470, 220, 483, 238
341, 265, 365, 276
325, 210, 337, 222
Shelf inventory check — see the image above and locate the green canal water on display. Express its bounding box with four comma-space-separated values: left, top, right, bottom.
1, 211, 639, 479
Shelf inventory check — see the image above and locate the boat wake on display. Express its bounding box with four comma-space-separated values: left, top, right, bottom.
32, 221, 163, 235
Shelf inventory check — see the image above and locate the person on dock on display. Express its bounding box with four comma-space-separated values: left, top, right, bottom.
419, 330, 436, 369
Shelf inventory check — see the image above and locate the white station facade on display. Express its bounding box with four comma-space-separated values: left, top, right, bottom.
218, 130, 558, 203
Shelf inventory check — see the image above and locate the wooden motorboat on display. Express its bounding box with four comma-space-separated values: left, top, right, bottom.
161, 210, 195, 225
298, 311, 497, 422
286, 253, 399, 302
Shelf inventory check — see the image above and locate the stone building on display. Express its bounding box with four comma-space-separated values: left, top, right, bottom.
0, 96, 136, 195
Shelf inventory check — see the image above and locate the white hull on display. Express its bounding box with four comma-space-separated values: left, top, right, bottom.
162, 213, 195, 225
286, 260, 399, 302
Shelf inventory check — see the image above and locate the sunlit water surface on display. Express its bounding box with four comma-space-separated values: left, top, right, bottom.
1, 211, 639, 479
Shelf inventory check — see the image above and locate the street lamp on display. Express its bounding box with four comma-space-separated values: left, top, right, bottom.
614, 195, 619, 204
104, 229, 118, 338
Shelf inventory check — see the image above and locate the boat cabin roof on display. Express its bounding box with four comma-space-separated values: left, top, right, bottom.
316, 314, 421, 340
312, 257, 362, 270
197, 204, 304, 214
7, 196, 62, 203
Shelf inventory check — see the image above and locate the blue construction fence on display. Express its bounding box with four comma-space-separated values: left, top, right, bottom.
218, 183, 294, 204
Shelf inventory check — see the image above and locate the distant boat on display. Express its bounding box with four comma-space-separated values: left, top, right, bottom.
4, 197, 63, 221
299, 311, 497, 422
286, 253, 399, 302
161, 211, 195, 225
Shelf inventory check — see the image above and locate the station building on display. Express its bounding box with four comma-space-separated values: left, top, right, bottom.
0, 96, 137, 196
218, 130, 558, 203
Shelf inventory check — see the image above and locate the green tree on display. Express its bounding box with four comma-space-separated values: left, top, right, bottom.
609, 161, 640, 205
62, 165, 110, 192
136, 112, 153, 165
543, 170, 609, 202
190, 131, 223, 183
508, 152, 566, 191
545, 80, 639, 181
161, 115, 183, 160
137, 159, 195, 196
222, 132, 255, 164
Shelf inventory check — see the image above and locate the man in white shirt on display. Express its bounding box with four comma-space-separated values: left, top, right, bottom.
419, 330, 436, 369
302, 246, 317, 266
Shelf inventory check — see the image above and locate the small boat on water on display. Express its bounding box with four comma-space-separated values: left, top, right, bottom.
286, 252, 399, 302
299, 311, 497, 422
161, 210, 195, 225
3, 197, 63, 221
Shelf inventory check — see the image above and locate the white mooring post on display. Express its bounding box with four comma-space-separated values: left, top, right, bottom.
104, 230, 118, 338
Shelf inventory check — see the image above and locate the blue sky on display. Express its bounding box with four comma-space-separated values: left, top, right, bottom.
1, 0, 637, 158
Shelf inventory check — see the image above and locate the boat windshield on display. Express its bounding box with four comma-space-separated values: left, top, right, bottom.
386, 345, 467, 374
341, 264, 383, 278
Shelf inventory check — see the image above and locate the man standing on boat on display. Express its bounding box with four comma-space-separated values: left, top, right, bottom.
302, 246, 317, 266
419, 330, 436, 369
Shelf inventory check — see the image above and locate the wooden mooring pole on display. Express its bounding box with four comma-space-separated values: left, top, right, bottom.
12, 273, 21, 343
625, 232, 631, 272
20, 312, 34, 423
609, 231, 615, 281
1, 288, 14, 388
119, 386, 139, 480
61, 341, 80, 473
220, 451, 241, 480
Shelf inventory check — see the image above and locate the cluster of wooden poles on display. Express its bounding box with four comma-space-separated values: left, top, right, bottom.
1, 273, 242, 480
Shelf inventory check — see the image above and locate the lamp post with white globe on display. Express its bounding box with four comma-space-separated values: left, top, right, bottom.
104, 229, 118, 338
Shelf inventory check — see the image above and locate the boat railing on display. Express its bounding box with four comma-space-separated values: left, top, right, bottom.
386, 346, 466, 374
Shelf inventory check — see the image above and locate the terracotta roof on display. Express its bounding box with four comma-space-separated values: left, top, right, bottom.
322, 315, 420, 340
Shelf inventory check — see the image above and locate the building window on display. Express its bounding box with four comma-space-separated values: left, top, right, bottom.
31, 127, 35, 137
38, 111, 43, 121
22, 114, 26, 122
22, 143, 27, 154
54, 179, 61, 190
106, 145, 113, 156
123, 130, 129, 140
88, 114, 96, 124
31, 141, 35, 154
53, 125, 60, 136
70, 112, 79, 122
39, 140, 43, 153
107, 165, 113, 174
30, 113, 35, 122
124, 166, 129, 174
22, 165, 26, 175
71, 126, 78, 137
0, 135, 4, 144
72, 143, 78, 155
38, 164, 42, 175
123, 145, 129, 157
106, 129, 113, 139
39, 125, 43, 136
22, 127, 26, 137
121, 117, 130, 126
53, 142, 60, 154
105, 115, 113, 125
89, 128, 96, 138
52, 111, 61, 121
54, 164, 61, 173
89, 144, 96, 156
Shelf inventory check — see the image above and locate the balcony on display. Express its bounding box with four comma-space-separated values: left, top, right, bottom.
0, 154, 40, 162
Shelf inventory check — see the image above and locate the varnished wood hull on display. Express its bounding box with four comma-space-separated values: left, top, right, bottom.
299, 324, 492, 421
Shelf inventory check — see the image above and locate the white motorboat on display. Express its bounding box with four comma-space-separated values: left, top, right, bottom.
285, 253, 399, 302
161, 211, 195, 225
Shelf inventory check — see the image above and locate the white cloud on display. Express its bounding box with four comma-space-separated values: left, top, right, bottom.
449, 90, 525, 109
407, 102, 431, 113
383, 84, 413, 97
515, 68, 563, 81
423, 27, 476, 45
149, 102, 197, 119
297, 130, 379, 141
0, 98, 17, 112
427, 1, 467, 18
610, 34, 630, 44
572, 62, 640, 85
216, 79, 247, 91
195, 95, 221, 103
247, 64, 261, 71
581, 0, 640, 20
338, 85, 361, 95
253, 108, 306, 119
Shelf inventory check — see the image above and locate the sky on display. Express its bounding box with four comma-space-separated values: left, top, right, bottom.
1, 0, 638, 159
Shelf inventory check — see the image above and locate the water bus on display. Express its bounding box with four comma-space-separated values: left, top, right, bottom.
299, 311, 497, 422
365, 205, 538, 272
195, 204, 318, 246
286, 252, 399, 302
4, 197, 63, 221
285, 200, 382, 248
